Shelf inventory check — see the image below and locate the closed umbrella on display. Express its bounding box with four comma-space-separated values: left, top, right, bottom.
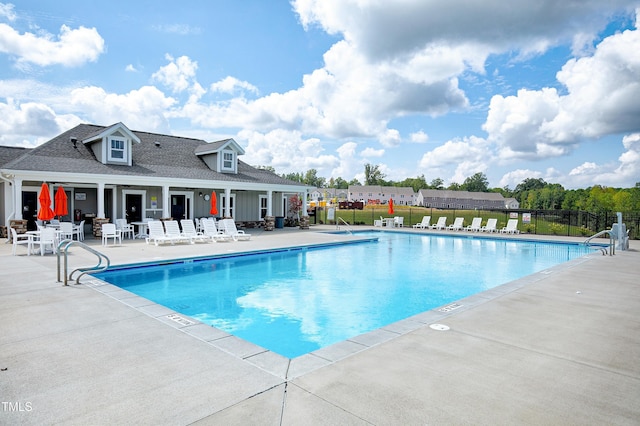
37, 183, 55, 222
388, 198, 394, 215
54, 186, 68, 220
209, 191, 218, 215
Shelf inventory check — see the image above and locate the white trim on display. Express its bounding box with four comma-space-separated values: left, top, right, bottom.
169, 190, 194, 220
122, 189, 146, 220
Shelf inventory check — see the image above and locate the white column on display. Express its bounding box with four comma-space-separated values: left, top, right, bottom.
13, 178, 23, 220
97, 182, 105, 218
225, 188, 231, 217
111, 186, 117, 220
266, 190, 273, 216
302, 190, 308, 217
162, 185, 170, 218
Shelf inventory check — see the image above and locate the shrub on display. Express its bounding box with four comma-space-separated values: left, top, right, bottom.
549, 223, 565, 235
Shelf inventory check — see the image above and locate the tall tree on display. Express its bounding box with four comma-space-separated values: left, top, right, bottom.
461, 172, 489, 192
429, 178, 444, 189
364, 163, 385, 185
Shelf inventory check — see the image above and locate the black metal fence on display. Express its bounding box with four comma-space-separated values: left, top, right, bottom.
308, 207, 640, 240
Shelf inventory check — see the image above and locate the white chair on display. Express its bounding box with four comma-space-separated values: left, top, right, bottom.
73, 220, 85, 241
412, 216, 431, 229
163, 220, 191, 244
430, 217, 448, 230
31, 227, 58, 255
220, 219, 251, 241
393, 217, 404, 227
10, 228, 31, 256
101, 223, 122, 246
180, 219, 209, 243
447, 217, 464, 231
59, 222, 74, 240
115, 219, 135, 239
465, 217, 482, 232
481, 218, 498, 233
500, 219, 520, 234
374, 219, 383, 227
201, 218, 232, 242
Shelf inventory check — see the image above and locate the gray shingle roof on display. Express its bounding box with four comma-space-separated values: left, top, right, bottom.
2, 124, 304, 187
0, 145, 30, 167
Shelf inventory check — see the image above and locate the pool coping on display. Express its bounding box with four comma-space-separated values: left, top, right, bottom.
83, 231, 601, 380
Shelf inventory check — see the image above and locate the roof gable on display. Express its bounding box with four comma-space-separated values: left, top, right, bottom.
81, 122, 141, 145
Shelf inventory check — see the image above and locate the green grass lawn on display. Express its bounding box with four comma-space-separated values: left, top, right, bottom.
310, 206, 599, 237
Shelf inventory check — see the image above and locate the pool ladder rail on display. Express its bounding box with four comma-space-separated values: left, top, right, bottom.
56, 239, 110, 285
336, 217, 353, 234
583, 229, 615, 256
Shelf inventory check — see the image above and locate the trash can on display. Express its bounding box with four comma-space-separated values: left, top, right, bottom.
275, 216, 285, 229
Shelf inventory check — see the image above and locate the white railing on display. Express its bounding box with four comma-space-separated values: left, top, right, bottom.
336, 217, 354, 234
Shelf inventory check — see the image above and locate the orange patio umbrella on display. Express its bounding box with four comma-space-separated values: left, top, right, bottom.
388, 198, 394, 215
54, 186, 68, 220
209, 191, 218, 215
37, 183, 55, 222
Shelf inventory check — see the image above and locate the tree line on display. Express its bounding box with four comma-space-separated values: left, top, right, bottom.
257, 164, 640, 212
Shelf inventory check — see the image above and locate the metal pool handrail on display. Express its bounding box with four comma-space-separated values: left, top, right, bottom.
56, 239, 111, 285
584, 229, 615, 256
336, 217, 353, 234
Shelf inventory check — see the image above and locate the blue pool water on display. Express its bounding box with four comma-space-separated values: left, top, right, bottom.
94, 232, 596, 358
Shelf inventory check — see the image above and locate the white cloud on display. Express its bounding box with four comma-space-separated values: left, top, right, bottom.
0, 23, 104, 67
125, 64, 137, 72
484, 18, 640, 162
69, 85, 175, 132
210, 76, 258, 95
498, 169, 544, 189
152, 24, 201, 35
361, 147, 384, 157
0, 98, 81, 146
0, 3, 16, 21
418, 136, 492, 185
380, 128, 400, 148
238, 128, 339, 174
152, 54, 199, 93
410, 130, 429, 143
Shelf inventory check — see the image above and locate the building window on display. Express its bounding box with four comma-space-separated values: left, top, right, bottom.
222, 150, 235, 171
108, 138, 127, 162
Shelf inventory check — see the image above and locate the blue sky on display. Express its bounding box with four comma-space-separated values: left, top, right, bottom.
1, 1, 639, 189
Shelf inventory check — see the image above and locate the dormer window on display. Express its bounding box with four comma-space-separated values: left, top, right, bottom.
109, 138, 126, 161
222, 150, 235, 171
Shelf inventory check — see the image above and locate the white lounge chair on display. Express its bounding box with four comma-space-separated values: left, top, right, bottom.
500, 219, 520, 234
163, 220, 192, 244
146, 221, 178, 245
101, 223, 122, 246
480, 218, 498, 233
393, 216, 404, 227
447, 217, 464, 231
430, 217, 447, 230
10, 228, 31, 256
465, 217, 482, 232
201, 218, 232, 242
412, 216, 431, 229
220, 219, 251, 241
180, 219, 209, 243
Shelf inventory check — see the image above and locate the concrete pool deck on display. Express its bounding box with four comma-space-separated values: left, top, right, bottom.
1, 225, 638, 424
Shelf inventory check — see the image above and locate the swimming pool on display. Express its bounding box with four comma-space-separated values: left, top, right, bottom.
93, 232, 597, 358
